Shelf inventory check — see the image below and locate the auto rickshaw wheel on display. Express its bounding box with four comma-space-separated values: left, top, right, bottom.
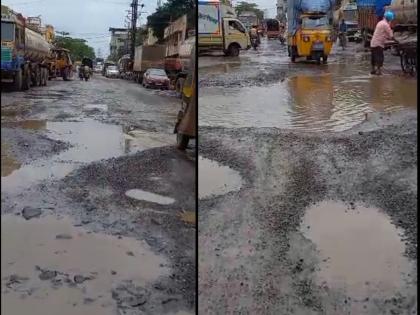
177, 133, 189, 150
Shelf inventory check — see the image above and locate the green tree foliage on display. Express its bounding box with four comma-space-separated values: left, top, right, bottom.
147, 0, 195, 42
235, 1, 264, 21
53, 36, 95, 62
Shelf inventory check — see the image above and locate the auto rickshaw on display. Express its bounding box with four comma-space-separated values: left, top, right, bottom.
174, 43, 196, 150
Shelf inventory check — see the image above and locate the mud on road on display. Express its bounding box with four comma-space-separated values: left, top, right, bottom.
198, 39, 417, 314
1, 75, 195, 315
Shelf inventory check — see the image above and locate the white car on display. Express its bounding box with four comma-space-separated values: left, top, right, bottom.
105, 66, 119, 78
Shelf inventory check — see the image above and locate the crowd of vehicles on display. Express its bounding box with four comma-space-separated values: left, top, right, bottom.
1, 5, 76, 90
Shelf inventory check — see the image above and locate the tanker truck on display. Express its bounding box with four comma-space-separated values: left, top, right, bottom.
1, 5, 51, 90
287, 0, 335, 64
357, 0, 417, 47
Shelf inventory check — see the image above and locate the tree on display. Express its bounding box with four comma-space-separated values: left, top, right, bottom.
147, 0, 195, 43
53, 36, 95, 61
235, 1, 264, 21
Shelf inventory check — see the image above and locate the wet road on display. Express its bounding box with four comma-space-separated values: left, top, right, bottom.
198, 38, 417, 314
1, 74, 195, 314
199, 39, 417, 131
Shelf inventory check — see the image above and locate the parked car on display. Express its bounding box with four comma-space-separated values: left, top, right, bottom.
142, 68, 170, 89
105, 65, 119, 78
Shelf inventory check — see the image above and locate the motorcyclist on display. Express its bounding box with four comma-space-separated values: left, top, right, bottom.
249, 24, 260, 47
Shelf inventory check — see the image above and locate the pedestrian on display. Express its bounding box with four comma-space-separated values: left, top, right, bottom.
370, 11, 396, 75
338, 19, 347, 49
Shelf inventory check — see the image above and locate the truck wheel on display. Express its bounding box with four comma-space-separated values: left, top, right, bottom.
23, 66, 31, 90
32, 66, 41, 86
228, 44, 240, 57
322, 55, 328, 64
177, 133, 190, 150
14, 68, 23, 91
63, 68, 69, 81
44, 68, 49, 85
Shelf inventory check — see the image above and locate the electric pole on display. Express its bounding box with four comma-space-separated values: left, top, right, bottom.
130, 0, 138, 60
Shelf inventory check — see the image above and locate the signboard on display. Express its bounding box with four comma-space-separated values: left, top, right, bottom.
198, 2, 221, 35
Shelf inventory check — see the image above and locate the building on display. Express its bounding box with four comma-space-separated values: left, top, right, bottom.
164, 15, 188, 57
109, 27, 130, 59
276, 0, 287, 23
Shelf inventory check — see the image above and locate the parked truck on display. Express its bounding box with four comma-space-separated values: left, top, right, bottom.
1, 5, 51, 90
198, 0, 250, 56
333, 1, 360, 41
132, 44, 166, 83
287, 0, 335, 64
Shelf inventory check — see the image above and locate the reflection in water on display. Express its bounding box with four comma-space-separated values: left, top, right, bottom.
199, 49, 417, 131
1, 214, 169, 315
1, 143, 21, 177
125, 189, 175, 205
301, 201, 415, 301
2, 120, 47, 130
198, 157, 243, 199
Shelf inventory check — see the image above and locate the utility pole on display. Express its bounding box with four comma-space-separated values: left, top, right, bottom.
130, 0, 138, 60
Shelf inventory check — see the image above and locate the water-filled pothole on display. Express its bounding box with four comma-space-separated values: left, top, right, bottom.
125, 189, 175, 205
198, 157, 242, 199
1, 120, 173, 193
1, 214, 169, 315
301, 201, 415, 300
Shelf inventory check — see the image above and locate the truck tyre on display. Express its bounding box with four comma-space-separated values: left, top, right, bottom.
43, 68, 48, 86
177, 133, 190, 150
228, 44, 240, 57
32, 66, 41, 87
322, 55, 328, 64
22, 66, 31, 90
62, 68, 69, 81
14, 68, 23, 91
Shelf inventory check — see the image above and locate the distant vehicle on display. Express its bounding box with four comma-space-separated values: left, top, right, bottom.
94, 64, 103, 73
102, 61, 116, 76
142, 68, 170, 89
105, 65, 119, 78
266, 19, 282, 39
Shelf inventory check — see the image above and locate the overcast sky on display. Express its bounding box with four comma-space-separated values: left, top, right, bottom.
3, 0, 156, 58
3, 0, 276, 57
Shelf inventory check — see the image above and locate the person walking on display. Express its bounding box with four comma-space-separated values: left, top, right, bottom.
338, 19, 347, 49
370, 11, 396, 75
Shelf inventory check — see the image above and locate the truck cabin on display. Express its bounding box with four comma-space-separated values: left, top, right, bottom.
228, 20, 246, 34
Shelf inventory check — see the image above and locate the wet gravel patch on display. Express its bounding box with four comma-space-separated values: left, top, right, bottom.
1, 127, 70, 165
57, 146, 196, 311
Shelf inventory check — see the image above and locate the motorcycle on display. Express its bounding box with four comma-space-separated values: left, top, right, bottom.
251, 36, 259, 50
79, 65, 91, 81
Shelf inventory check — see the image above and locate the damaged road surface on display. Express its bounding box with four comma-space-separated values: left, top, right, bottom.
1, 75, 195, 314
199, 39, 417, 314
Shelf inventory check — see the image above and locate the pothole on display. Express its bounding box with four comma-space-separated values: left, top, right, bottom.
125, 189, 175, 205
1, 214, 169, 315
301, 201, 415, 300
198, 157, 243, 199
1, 120, 171, 193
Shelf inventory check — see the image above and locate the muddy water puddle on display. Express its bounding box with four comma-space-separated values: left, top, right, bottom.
1, 119, 173, 192
200, 54, 417, 131
198, 157, 242, 199
125, 189, 175, 205
1, 214, 169, 315
300, 201, 416, 302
